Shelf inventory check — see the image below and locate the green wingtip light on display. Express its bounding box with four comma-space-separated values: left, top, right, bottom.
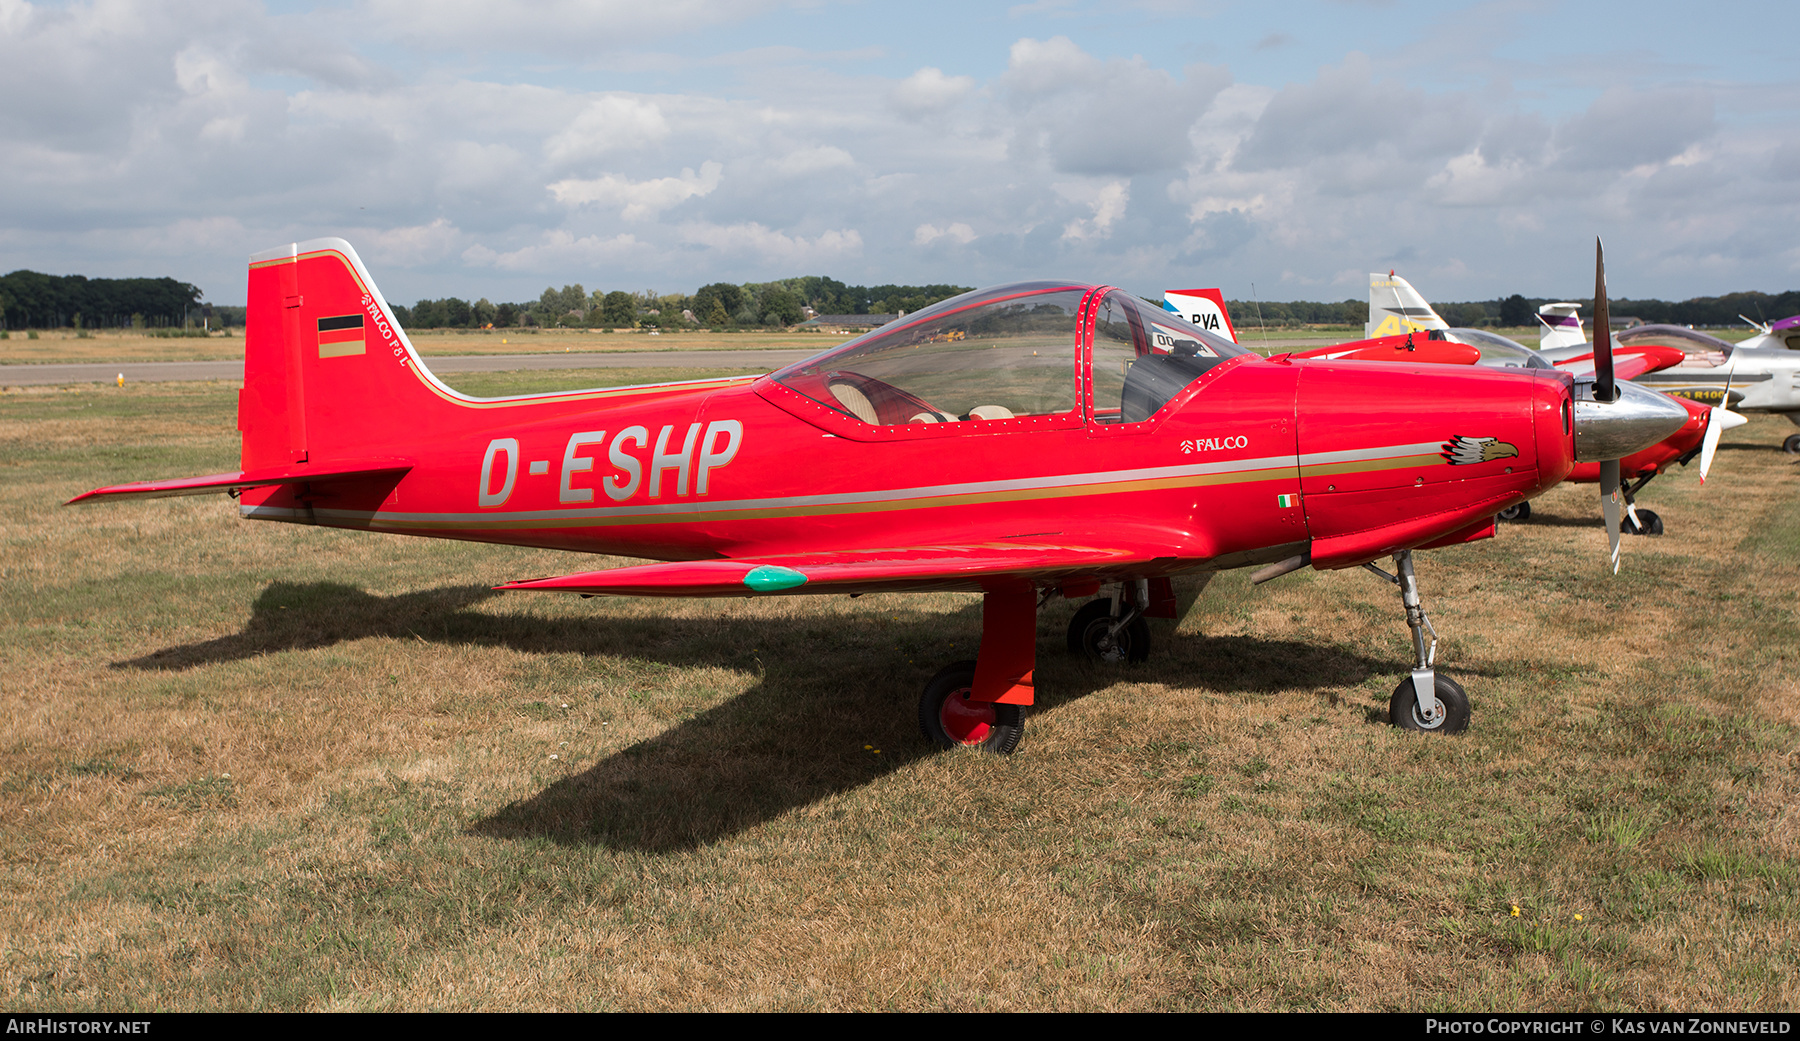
742, 565, 808, 591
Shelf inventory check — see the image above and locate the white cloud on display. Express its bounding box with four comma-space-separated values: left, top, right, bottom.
677, 222, 863, 265
892, 67, 975, 118
1001, 36, 1229, 177
463, 230, 644, 271
769, 146, 854, 177
358, 0, 796, 55
544, 96, 671, 165
914, 222, 976, 246
1059, 180, 1129, 241
548, 161, 724, 220
363, 218, 464, 266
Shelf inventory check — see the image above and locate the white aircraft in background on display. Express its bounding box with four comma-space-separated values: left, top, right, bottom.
1737, 313, 1800, 352
1162, 288, 1239, 342
1531, 303, 1800, 454
1364, 272, 1448, 338
1538, 303, 1586, 351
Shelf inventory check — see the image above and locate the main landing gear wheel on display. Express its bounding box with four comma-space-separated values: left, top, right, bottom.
918, 661, 1024, 754
1388, 673, 1470, 735
1784, 433, 1800, 455
1625, 508, 1664, 537
1496, 501, 1531, 522
1067, 599, 1149, 664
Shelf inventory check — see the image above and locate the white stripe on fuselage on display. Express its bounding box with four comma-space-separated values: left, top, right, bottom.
240, 439, 1439, 526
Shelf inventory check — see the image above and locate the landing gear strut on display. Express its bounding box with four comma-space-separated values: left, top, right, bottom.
1364, 549, 1469, 734
1617, 472, 1665, 537
1066, 581, 1150, 663
917, 584, 1037, 754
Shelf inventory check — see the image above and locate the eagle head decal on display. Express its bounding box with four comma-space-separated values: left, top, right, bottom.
1442, 435, 1520, 466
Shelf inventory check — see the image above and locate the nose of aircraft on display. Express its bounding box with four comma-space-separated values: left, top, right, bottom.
1572, 379, 1692, 462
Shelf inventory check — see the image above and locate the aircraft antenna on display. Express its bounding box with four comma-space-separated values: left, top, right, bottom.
1251, 283, 1268, 348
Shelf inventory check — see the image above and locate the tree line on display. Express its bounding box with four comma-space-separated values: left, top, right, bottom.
7, 263, 1797, 333
0, 270, 204, 330
392, 276, 975, 331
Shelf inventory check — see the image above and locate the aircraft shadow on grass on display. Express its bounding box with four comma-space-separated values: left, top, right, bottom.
118, 579, 1417, 852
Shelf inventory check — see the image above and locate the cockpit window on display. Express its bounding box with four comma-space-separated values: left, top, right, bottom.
1090, 293, 1250, 423
1617, 324, 1735, 367
772, 282, 1084, 425
1443, 328, 1552, 369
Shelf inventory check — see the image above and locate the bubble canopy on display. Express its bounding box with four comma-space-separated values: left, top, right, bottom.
768, 281, 1250, 430
1441, 328, 1553, 369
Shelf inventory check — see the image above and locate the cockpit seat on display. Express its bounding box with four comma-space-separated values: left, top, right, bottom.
828, 381, 880, 424
1120, 353, 1214, 423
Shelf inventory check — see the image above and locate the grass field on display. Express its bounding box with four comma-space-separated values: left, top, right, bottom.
2, 375, 1797, 1010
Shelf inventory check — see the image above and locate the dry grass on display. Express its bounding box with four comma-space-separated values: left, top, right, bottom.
2, 375, 1797, 1011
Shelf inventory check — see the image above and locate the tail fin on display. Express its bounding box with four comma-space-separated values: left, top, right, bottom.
71, 238, 438, 505
1537, 302, 1585, 351
1366, 271, 1447, 338
239, 238, 465, 472
1162, 288, 1237, 342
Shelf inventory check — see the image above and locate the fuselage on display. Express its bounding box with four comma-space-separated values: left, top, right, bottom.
239, 333, 1576, 578
1617, 325, 1800, 416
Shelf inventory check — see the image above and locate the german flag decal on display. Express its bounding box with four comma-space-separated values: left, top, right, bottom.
317, 314, 366, 358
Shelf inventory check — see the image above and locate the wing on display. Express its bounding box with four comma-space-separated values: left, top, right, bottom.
498, 541, 1195, 597
1548, 344, 1686, 380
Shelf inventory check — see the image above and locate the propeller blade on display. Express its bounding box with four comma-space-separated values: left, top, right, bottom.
1700, 408, 1725, 483
1700, 407, 1750, 483
1593, 238, 1615, 402
1600, 458, 1622, 574
1702, 335, 1744, 483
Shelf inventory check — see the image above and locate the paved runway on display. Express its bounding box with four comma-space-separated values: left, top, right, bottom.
0, 349, 823, 387
0, 337, 1337, 387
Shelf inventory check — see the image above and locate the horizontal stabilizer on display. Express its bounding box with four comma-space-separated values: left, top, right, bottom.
66, 460, 412, 504
499, 542, 1165, 598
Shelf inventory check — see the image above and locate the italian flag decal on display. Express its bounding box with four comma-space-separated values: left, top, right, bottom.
317, 314, 366, 358
1276, 494, 1296, 508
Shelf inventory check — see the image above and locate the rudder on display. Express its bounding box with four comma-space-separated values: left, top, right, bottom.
1366, 271, 1448, 339
1536, 302, 1585, 351
240, 238, 452, 473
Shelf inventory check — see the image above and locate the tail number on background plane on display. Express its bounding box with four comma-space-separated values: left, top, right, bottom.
478, 421, 743, 508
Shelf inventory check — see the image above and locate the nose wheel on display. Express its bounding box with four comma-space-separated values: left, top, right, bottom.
1389, 673, 1470, 733
1364, 550, 1469, 735
918, 661, 1025, 754
1624, 508, 1663, 537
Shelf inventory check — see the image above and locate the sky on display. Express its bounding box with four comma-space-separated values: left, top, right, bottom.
2, 0, 1797, 307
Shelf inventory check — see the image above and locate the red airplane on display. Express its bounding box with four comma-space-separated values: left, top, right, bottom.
71, 239, 1686, 750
